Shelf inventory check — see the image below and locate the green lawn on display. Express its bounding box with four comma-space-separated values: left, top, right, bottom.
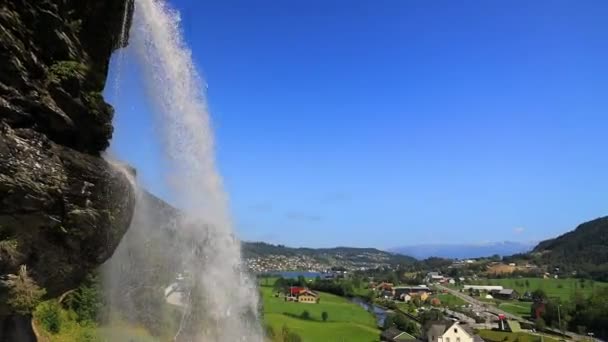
476, 278, 608, 300
476, 330, 560, 342
435, 293, 468, 308
498, 301, 533, 317
261, 285, 380, 341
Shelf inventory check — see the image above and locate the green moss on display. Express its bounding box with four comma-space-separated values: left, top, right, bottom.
48, 60, 88, 82
67, 19, 83, 33
83, 91, 104, 105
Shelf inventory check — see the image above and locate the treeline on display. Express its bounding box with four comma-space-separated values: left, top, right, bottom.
531, 287, 608, 339
272, 276, 357, 297
520, 216, 608, 281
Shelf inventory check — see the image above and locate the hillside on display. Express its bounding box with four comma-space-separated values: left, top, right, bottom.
243, 242, 416, 272
529, 216, 608, 280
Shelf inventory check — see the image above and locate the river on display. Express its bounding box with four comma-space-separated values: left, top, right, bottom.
350, 297, 388, 328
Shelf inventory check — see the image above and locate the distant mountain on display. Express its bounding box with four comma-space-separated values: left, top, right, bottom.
526, 216, 608, 280
390, 241, 536, 260
242, 242, 416, 265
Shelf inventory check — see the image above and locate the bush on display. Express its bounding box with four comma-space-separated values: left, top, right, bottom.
4, 265, 46, 314
321, 311, 328, 322
265, 324, 276, 339
64, 274, 103, 323
300, 310, 311, 320
286, 332, 303, 342
35, 301, 62, 333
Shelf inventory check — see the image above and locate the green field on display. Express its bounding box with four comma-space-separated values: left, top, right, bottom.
497, 301, 533, 316
261, 284, 381, 341
477, 278, 608, 300
476, 330, 560, 342
435, 293, 468, 307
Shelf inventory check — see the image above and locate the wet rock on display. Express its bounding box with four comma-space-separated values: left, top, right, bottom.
0, 0, 135, 323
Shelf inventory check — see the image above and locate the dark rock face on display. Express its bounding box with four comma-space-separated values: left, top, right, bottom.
0, 0, 135, 318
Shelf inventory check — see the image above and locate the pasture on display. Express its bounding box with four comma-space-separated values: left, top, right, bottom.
478, 277, 608, 300
260, 283, 381, 341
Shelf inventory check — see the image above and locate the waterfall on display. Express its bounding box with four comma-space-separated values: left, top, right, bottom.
103, 0, 263, 340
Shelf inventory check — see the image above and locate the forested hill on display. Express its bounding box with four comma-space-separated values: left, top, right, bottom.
242, 242, 416, 265
530, 216, 608, 280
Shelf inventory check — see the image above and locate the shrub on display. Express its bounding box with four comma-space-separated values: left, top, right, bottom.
264, 324, 276, 339
48, 61, 88, 82
321, 311, 328, 322
286, 332, 303, 342
300, 310, 311, 320
35, 301, 62, 333
3, 265, 46, 314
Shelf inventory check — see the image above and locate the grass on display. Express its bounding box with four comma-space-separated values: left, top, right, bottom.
33, 306, 159, 342
497, 301, 533, 317
261, 284, 380, 341
265, 314, 381, 342
434, 293, 468, 308
476, 330, 560, 342
474, 278, 608, 301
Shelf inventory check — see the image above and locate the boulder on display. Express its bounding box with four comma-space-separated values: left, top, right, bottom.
0, 0, 135, 321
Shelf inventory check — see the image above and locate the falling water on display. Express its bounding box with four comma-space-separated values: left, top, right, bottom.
103, 0, 263, 340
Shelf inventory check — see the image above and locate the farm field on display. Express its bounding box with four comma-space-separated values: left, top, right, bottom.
434, 293, 468, 307
476, 329, 560, 342
472, 278, 608, 300
497, 301, 533, 316
260, 284, 381, 342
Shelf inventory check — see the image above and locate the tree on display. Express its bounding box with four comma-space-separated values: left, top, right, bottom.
535, 317, 546, 331
321, 311, 328, 322
525, 279, 530, 288
3, 265, 46, 315
300, 310, 310, 320
532, 289, 547, 302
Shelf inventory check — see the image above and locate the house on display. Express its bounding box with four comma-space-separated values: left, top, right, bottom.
393, 285, 431, 301
393, 285, 430, 297
426, 272, 445, 283
427, 322, 473, 342
381, 327, 417, 342
463, 285, 503, 292
448, 279, 456, 285
297, 289, 319, 303
492, 289, 519, 300
376, 282, 395, 292
413, 291, 430, 301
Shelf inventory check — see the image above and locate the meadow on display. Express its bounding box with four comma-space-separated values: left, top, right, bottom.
477, 277, 608, 300
260, 283, 381, 341
476, 329, 561, 342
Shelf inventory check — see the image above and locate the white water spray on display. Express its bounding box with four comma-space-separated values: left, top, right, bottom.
105, 0, 263, 340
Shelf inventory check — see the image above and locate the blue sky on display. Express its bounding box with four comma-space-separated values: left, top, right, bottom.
106, 0, 608, 249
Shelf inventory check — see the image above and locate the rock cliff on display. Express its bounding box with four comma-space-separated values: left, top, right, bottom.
0, 0, 135, 323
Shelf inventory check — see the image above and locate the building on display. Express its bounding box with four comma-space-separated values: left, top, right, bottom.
463, 285, 503, 292
492, 289, 519, 300
394, 285, 431, 301
426, 272, 445, 283
381, 327, 417, 342
297, 289, 319, 303
427, 322, 474, 342
375, 282, 395, 292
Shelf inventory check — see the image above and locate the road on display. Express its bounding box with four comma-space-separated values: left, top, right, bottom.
435, 284, 525, 321
434, 284, 593, 341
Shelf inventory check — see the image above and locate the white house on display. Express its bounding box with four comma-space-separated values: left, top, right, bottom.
427, 322, 473, 342
463, 285, 503, 292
